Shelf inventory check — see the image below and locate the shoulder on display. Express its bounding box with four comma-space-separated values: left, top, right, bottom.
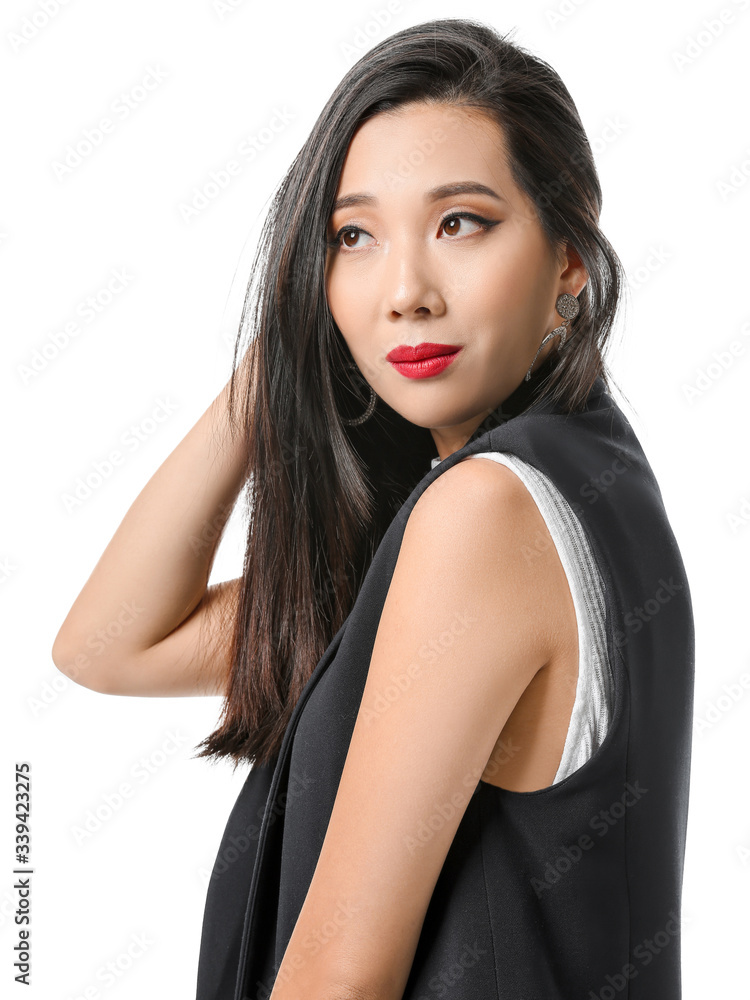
407, 453, 550, 563
416, 452, 538, 516
394, 454, 571, 670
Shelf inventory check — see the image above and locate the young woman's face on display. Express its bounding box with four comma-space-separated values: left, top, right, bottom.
324, 102, 587, 456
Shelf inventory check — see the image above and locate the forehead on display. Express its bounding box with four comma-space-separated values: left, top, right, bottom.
332, 103, 516, 207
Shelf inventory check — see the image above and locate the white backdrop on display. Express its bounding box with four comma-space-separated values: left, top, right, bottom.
3, 0, 748, 996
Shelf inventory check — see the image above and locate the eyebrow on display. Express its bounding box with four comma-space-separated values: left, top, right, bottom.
331, 181, 506, 213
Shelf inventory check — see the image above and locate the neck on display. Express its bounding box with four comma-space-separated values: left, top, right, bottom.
432, 354, 558, 466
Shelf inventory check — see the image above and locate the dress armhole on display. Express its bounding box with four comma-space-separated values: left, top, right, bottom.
464, 451, 615, 784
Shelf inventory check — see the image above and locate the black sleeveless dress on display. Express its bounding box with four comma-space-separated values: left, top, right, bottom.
195, 365, 695, 1000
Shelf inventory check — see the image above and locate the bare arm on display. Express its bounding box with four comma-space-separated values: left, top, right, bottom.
51, 348, 257, 697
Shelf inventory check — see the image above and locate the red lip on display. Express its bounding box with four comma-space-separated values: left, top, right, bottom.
386, 342, 462, 362
386, 343, 463, 380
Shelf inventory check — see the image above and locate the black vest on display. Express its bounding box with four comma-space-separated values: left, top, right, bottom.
196, 368, 695, 1000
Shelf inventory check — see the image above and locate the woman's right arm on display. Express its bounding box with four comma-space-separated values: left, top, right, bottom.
50, 348, 257, 698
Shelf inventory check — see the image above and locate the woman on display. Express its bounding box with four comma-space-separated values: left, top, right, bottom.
52, 18, 695, 1000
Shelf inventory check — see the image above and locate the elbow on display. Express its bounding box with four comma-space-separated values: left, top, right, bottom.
50, 633, 111, 693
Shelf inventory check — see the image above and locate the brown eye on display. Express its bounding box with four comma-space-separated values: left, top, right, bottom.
439, 213, 489, 238
327, 226, 375, 252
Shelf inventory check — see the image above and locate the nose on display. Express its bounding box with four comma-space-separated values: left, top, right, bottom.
381, 235, 445, 319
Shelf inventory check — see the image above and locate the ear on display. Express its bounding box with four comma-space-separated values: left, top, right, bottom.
557, 241, 589, 299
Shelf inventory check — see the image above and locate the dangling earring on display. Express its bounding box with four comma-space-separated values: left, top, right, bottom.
341, 361, 377, 426
524, 292, 580, 382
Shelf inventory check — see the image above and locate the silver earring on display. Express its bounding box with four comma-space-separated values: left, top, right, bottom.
524, 292, 579, 382
341, 361, 377, 426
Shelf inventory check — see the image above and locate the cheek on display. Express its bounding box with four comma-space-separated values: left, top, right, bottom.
467, 230, 553, 322
326, 272, 356, 334
324, 265, 371, 362
463, 252, 532, 320
324, 262, 347, 325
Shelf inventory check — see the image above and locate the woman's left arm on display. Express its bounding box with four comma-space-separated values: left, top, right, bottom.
268, 457, 564, 1000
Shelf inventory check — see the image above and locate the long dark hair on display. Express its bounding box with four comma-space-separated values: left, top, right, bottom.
193, 17, 627, 770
